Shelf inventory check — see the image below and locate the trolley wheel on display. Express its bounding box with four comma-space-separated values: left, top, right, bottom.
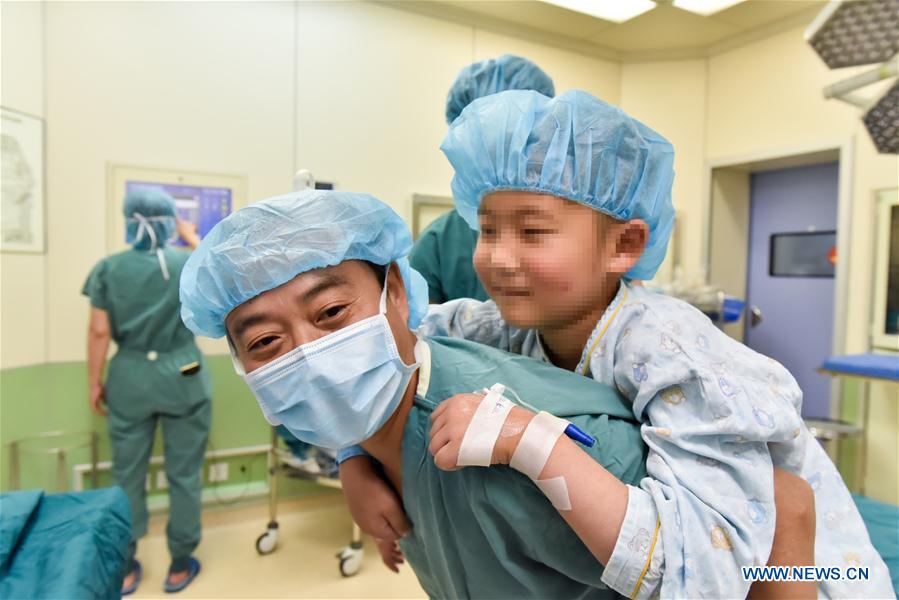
255, 529, 279, 555
336, 545, 364, 577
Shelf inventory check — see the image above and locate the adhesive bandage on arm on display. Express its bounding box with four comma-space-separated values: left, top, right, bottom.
456, 387, 515, 467
454, 386, 574, 510
510, 411, 572, 511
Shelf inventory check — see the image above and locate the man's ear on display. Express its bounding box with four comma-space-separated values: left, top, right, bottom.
605, 219, 649, 276
387, 262, 410, 325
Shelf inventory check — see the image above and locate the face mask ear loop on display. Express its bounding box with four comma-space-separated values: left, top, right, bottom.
378, 267, 390, 314
226, 337, 246, 376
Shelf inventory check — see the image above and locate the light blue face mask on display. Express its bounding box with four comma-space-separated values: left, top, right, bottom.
242, 274, 420, 450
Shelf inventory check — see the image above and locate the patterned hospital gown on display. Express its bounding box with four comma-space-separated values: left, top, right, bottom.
419, 282, 894, 599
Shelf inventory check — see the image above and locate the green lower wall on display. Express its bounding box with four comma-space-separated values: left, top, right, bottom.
0, 356, 324, 501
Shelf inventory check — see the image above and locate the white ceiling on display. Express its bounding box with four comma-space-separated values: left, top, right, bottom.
382, 0, 828, 61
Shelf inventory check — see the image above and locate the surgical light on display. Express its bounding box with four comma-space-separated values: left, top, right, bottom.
805, 0, 899, 69
807, 0, 899, 153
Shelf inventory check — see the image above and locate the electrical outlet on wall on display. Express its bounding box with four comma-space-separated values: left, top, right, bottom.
209, 462, 229, 482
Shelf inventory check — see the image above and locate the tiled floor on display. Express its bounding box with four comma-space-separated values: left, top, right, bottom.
131, 493, 425, 599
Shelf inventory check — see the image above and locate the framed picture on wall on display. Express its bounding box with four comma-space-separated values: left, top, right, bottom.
1, 107, 45, 253
412, 193, 454, 240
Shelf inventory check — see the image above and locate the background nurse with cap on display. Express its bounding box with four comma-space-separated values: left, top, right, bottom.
83, 188, 211, 595
409, 54, 555, 304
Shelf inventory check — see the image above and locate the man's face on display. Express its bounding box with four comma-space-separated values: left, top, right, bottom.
473, 191, 620, 330
225, 260, 412, 373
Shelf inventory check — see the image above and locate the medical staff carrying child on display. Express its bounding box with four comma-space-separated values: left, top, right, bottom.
343, 90, 894, 599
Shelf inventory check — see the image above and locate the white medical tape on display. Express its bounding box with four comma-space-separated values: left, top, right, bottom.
456, 389, 514, 467
510, 411, 573, 511
509, 411, 568, 480
535, 477, 572, 511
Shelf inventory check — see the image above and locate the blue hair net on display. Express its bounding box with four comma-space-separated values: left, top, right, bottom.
124, 188, 177, 251
445, 54, 555, 125
440, 89, 675, 280
180, 190, 429, 339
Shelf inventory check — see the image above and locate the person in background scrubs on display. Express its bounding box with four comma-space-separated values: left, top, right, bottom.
409, 54, 555, 303
83, 188, 211, 595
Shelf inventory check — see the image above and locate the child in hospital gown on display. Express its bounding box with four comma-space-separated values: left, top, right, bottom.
420, 282, 893, 598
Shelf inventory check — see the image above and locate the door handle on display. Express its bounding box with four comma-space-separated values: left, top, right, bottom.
749, 305, 763, 328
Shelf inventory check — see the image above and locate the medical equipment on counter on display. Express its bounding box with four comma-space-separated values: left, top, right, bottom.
649, 276, 745, 327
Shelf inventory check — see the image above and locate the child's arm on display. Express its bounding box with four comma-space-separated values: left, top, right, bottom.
418, 299, 510, 348
338, 455, 411, 542
428, 378, 806, 600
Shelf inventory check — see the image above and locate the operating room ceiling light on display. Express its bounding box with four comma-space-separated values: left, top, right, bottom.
864, 81, 899, 153
805, 0, 899, 69
672, 0, 746, 17
539, 0, 657, 24
807, 0, 899, 153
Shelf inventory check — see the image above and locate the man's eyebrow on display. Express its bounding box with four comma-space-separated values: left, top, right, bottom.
229, 312, 270, 341
299, 272, 350, 304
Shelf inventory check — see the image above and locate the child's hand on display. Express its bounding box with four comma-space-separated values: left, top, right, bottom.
429, 392, 536, 470
374, 537, 405, 573
338, 455, 412, 540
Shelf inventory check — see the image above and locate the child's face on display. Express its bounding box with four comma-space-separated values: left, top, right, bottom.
473, 191, 645, 330
225, 260, 413, 373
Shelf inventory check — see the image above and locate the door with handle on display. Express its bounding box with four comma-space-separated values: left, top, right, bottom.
744, 163, 839, 419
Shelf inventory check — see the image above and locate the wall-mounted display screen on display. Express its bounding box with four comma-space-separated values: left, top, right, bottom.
769, 231, 836, 277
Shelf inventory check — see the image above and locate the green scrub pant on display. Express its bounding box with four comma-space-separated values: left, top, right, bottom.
108, 397, 211, 568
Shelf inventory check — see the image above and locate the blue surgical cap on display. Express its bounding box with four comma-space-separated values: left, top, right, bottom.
180, 190, 430, 339
445, 54, 555, 125
124, 188, 177, 250
440, 89, 676, 280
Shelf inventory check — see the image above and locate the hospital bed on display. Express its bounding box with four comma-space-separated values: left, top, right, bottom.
0, 487, 131, 599
254, 427, 365, 577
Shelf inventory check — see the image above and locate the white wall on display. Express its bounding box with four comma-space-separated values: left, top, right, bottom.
294, 1, 470, 217
474, 29, 621, 104
1, 1, 47, 369
620, 60, 707, 283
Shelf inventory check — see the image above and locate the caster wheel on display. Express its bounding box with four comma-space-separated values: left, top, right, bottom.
336, 545, 363, 577
256, 529, 278, 555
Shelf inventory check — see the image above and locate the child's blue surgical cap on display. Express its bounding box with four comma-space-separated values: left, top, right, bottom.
124, 188, 177, 250
441, 89, 676, 280
445, 54, 555, 125
179, 190, 429, 339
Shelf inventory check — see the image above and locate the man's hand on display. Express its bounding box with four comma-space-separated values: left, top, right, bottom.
338, 456, 412, 541
89, 383, 107, 416
428, 392, 536, 470
374, 537, 405, 573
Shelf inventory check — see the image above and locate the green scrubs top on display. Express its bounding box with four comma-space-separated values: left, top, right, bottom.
82, 247, 211, 410
410, 210, 489, 303
399, 336, 647, 599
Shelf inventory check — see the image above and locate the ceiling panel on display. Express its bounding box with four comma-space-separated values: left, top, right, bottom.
385, 0, 832, 55
588, 4, 740, 51
709, 0, 826, 29
441, 0, 612, 38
